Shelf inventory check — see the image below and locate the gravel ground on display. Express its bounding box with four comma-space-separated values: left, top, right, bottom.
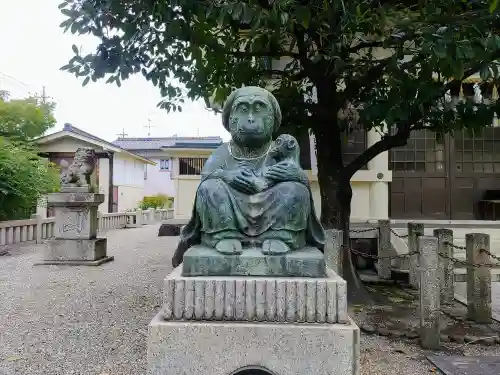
360, 334, 500, 375
0, 225, 173, 375
1, 224, 499, 375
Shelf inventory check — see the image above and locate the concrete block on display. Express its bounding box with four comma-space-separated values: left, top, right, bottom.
378, 220, 391, 279
466, 233, 492, 323
53, 206, 99, 240
433, 228, 454, 305
147, 312, 360, 375
418, 236, 440, 350
408, 222, 424, 288
325, 229, 342, 275
47, 192, 104, 207
42, 238, 107, 261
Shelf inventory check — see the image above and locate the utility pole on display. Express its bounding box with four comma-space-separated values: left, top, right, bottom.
117, 128, 128, 138
144, 117, 155, 137
40, 86, 48, 105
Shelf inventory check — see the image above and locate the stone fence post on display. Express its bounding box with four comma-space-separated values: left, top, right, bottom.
433, 229, 454, 305
419, 235, 440, 349
466, 233, 492, 324
35, 214, 43, 244
377, 220, 391, 279
149, 209, 155, 224
136, 209, 143, 227
408, 222, 424, 289
325, 229, 342, 275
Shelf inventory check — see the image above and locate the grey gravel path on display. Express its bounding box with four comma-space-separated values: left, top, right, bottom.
1, 225, 499, 375
0, 225, 174, 375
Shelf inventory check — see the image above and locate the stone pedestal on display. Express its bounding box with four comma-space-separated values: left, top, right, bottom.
147, 266, 359, 375
34, 191, 114, 266
182, 245, 326, 277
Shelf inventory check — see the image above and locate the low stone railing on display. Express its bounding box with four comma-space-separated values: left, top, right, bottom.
0, 208, 173, 247
325, 221, 500, 349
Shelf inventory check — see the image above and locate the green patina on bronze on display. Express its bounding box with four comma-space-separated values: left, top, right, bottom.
171, 86, 326, 276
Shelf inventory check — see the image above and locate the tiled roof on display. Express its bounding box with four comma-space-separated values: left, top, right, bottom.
61, 123, 153, 162
112, 136, 223, 150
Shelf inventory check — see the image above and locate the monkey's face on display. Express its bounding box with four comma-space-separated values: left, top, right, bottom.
270, 134, 298, 159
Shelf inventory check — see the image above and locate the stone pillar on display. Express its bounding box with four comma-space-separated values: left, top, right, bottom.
149, 209, 155, 224
35, 214, 43, 244
34, 191, 114, 266
324, 229, 342, 275
408, 223, 424, 289
36, 195, 47, 218
136, 209, 143, 227
419, 235, 440, 350
433, 229, 454, 305
377, 220, 391, 279
466, 233, 492, 323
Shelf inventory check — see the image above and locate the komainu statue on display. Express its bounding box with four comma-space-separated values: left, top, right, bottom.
60, 147, 97, 188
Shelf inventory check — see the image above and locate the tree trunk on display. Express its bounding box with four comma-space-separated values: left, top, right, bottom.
315, 129, 371, 303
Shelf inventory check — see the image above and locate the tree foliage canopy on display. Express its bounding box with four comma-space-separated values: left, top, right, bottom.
0, 91, 56, 141
59, 0, 500, 226
0, 139, 60, 221
60, 0, 500, 131
0, 92, 59, 220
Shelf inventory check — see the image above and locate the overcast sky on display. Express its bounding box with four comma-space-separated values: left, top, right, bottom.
0, 0, 230, 141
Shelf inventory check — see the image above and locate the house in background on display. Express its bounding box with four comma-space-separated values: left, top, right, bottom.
34, 124, 155, 214
112, 136, 223, 216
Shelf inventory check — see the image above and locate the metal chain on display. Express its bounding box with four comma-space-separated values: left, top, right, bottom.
349, 227, 378, 233
347, 245, 500, 268
439, 252, 500, 268
481, 248, 500, 263
390, 228, 409, 238
443, 241, 466, 250
348, 246, 418, 260
344, 229, 500, 267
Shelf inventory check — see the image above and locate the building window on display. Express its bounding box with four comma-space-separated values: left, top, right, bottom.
179, 158, 207, 175
342, 130, 368, 169
160, 159, 170, 171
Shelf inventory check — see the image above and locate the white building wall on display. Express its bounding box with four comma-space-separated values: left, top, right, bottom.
113, 155, 147, 211
144, 158, 175, 197
98, 158, 110, 213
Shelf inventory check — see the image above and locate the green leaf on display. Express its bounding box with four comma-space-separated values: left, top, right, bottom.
490, 0, 499, 13
296, 6, 311, 28
82, 76, 90, 87
71, 44, 79, 55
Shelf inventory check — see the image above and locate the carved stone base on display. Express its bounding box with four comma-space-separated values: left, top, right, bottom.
40, 238, 108, 261
182, 245, 326, 277
163, 266, 347, 323
34, 256, 114, 266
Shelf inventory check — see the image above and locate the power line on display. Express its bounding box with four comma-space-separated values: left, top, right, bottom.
0, 71, 30, 88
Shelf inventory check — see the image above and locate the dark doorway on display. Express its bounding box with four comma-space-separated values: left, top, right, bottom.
390, 128, 500, 219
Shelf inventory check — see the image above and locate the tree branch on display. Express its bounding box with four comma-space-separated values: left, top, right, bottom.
230, 50, 300, 59
259, 69, 306, 80
342, 127, 411, 179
